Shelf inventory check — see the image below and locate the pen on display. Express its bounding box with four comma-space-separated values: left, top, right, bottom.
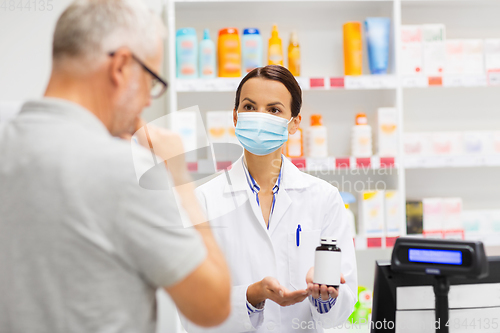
296, 224, 301, 247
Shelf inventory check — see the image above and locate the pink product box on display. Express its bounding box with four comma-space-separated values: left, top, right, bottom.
401, 25, 424, 75
403, 132, 432, 156
463, 39, 484, 75
493, 131, 500, 154
431, 132, 463, 155
442, 198, 463, 231
423, 198, 444, 232
445, 40, 464, 75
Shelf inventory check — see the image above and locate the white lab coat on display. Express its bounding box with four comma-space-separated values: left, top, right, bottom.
180, 156, 357, 333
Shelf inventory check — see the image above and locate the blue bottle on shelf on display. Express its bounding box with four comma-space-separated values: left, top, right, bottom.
242, 28, 263, 73
176, 27, 198, 79
199, 29, 216, 79
365, 18, 391, 75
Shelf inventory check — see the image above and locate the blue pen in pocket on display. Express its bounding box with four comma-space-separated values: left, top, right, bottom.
296, 224, 301, 247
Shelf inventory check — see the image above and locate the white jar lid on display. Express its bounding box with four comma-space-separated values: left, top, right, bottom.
320, 237, 337, 245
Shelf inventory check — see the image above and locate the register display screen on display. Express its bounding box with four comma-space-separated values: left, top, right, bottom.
408, 248, 463, 265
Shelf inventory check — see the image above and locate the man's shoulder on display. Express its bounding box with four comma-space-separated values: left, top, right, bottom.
63, 134, 154, 188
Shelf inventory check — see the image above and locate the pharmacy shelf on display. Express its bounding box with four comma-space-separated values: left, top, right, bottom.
175, 75, 398, 92
404, 154, 500, 169
186, 156, 397, 174
354, 235, 400, 250
296, 156, 397, 171
175, 74, 500, 92
174, 0, 391, 2
354, 234, 500, 251
401, 74, 500, 88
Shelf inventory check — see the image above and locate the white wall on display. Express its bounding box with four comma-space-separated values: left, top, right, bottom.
0, 0, 167, 122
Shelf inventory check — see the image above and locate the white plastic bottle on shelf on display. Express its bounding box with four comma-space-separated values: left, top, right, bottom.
199, 29, 216, 79
340, 192, 357, 239
345, 204, 357, 239
306, 114, 328, 158
351, 113, 373, 157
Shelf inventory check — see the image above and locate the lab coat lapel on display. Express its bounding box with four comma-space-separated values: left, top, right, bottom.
224, 157, 272, 236
268, 157, 310, 236
246, 188, 271, 235
268, 188, 292, 236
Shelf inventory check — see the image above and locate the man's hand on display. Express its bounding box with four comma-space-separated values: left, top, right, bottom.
128, 118, 185, 163
247, 277, 308, 308
125, 118, 190, 185
306, 267, 345, 301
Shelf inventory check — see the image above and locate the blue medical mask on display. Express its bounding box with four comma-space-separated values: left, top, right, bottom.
235, 111, 294, 156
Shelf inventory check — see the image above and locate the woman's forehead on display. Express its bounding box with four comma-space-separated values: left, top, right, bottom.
240, 78, 292, 105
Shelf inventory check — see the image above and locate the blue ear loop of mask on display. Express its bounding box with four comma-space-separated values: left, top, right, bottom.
234, 110, 295, 156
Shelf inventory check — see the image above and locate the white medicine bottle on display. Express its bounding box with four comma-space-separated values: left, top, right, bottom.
307, 114, 328, 158
313, 238, 342, 288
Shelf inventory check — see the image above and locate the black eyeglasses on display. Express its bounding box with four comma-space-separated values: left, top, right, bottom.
109, 51, 168, 98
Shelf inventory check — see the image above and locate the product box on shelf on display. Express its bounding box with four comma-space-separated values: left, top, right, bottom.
171, 111, 197, 162
286, 129, 303, 158
462, 131, 489, 155
463, 210, 500, 246
445, 39, 463, 74
493, 131, 500, 154
384, 191, 400, 237
406, 200, 423, 235
422, 197, 464, 238
377, 107, 398, 157
485, 39, 500, 72
403, 132, 432, 156
401, 25, 424, 75
431, 132, 463, 155
463, 39, 484, 75
422, 24, 446, 76
422, 197, 444, 235
206, 111, 230, 144
485, 39, 500, 85
442, 198, 463, 232
359, 191, 385, 238
206, 111, 240, 160
405, 130, 500, 160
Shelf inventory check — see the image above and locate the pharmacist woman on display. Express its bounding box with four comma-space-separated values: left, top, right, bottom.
180, 65, 357, 333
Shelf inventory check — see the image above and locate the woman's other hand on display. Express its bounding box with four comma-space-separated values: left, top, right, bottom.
247, 277, 308, 308
306, 267, 345, 301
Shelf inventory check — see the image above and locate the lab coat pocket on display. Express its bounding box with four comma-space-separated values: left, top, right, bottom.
288, 229, 321, 291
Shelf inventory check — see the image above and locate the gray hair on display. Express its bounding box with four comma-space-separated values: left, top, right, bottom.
52, 0, 165, 71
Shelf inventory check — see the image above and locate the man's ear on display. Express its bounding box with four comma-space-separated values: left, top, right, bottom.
109, 48, 133, 88
233, 108, 238, 127
288, 114, 302, 135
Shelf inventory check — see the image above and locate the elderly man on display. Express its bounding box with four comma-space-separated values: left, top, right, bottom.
0, 0, 230, 332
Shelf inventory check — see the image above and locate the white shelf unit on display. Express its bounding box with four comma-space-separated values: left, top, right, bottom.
400, 0, 500, 214
160, 2, 500, 331
163, 0, 500, 241
165, 0, 407, 243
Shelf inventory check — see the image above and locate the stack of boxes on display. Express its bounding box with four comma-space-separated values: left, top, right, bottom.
401, 24, 500, 78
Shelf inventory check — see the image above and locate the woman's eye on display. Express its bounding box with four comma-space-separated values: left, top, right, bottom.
244, 104, 254, 111
269, 108, 280, 114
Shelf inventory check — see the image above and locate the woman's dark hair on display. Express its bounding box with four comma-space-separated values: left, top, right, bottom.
234, 65, 302, 117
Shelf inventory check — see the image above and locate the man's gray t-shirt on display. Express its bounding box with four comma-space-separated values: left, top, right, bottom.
0, 98, 207, 333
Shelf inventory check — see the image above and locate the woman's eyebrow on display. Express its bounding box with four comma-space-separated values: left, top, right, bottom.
267, 102, 284, 107
242, 97, 256, 104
